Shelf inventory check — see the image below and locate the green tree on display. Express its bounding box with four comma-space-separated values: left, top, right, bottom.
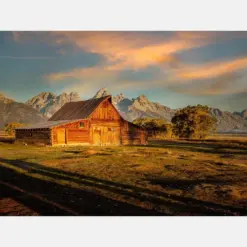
133, 118, 174, 138
4, 122, 25, 136
171, 105, 216, 139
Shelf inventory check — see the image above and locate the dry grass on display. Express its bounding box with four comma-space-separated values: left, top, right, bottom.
207, 133, 247, 141
0, 137, 247, 216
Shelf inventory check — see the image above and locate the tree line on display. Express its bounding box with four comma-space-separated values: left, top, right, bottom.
133, 105, 217, 139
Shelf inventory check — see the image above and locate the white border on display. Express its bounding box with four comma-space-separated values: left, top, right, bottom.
1, 1, 247, 247
1, 217, 246, 247
0, 0, 247, 30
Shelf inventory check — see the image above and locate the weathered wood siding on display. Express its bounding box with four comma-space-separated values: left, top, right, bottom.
15, 129, 52, 145
121, 121, 147, 145
52, 120, 90, 145
89, 100, 122, 145
90, 100, 121, 120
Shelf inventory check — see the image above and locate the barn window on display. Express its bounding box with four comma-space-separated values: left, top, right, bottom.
79, 122, 85, 128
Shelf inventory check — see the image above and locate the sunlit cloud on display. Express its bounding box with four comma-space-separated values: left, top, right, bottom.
44, 31, 210, 84
49, 31, 208, 71
168, 71, 247, 96
174, 56, 247, 80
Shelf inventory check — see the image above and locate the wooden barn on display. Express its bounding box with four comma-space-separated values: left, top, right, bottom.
15, 96, 148, 146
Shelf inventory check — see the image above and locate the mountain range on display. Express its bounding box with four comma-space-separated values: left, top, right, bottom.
0, 89, 246, 132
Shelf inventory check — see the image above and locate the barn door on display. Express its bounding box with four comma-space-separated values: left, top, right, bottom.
93, 128, 101, 145
106, 127, 120, 145
57, 128, 66, 144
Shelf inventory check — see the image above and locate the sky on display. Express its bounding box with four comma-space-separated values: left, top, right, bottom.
0, 31, 246, 112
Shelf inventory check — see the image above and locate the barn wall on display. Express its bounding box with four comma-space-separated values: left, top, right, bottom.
89, 100, 147, 145
52, 120, 90, 144
90, 121, 121, 145
88, 99, 122, 145
90, 99, 121, 120
121, 121, 147, 145
15, 129, 52, 145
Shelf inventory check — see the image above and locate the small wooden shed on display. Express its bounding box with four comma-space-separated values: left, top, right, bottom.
15, 96, 148, 146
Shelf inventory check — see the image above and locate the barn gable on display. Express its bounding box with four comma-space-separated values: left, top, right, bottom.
48, 96, 115, 121
89, 97, 121, 121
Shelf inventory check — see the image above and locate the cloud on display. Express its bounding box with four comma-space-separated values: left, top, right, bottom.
174, 56, 247, 80
44, 31, 210, 86
168, 71, 247, 96
49, 31, 207, 71
46, 66, 119, 82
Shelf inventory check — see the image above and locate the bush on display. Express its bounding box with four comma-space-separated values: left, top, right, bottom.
133, 118, 174, 139
4, 122, 25, 136
171, 105, 217, 139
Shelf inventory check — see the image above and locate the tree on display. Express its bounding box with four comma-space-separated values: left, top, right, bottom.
133, 117, 173, 138
4, 122, 25, 136
171, 105, 217, 139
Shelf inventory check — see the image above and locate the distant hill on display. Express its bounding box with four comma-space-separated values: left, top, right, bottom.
209, 108, 247, 132
0, 92, 47, 128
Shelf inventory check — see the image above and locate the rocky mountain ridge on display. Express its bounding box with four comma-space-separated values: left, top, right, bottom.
26, 92, 80, 118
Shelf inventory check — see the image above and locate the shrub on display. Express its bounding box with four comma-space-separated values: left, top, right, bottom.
133, 118, 174, 139
171, 105, 217, 139
4, 122, 25, 136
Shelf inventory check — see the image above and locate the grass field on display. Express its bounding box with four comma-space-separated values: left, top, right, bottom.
1, 138, 247, 216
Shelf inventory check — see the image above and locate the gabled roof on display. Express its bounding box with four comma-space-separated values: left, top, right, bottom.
48, 95, 112, 121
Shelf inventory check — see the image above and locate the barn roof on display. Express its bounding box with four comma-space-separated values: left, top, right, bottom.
48, 96, 111, 121
15, 120, 74, 130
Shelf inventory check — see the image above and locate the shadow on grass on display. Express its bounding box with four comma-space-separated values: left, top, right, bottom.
0, 164, 162, 216
1, 158, 247, 216
148, 177, 232, 190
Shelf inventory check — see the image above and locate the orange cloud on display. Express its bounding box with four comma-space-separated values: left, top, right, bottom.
169, 82, 247, 96
175, 56, 247, 80
45, 31, 210, 83
46, 66, 119, 82
50, 31, 208, 71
